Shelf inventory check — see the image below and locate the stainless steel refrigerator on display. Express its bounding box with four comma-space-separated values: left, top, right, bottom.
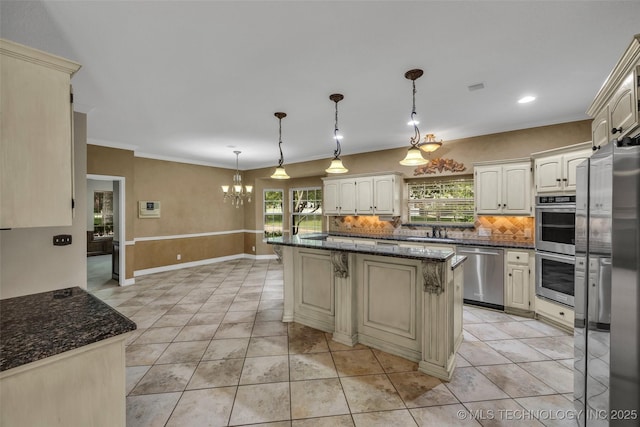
574, 135, 640, 426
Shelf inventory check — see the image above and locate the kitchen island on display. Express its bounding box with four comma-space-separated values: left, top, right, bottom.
267, 235, 466, 381
0, 287, 136, 427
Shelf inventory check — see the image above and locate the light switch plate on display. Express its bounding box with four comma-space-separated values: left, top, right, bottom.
478, 227, 491, 237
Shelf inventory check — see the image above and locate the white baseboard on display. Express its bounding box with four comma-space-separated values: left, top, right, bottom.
122, 278, 136, 286
133, 253, 277, 277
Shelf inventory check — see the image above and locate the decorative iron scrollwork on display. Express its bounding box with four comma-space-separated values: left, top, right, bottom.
331, 251, 349, 278
422, 261, 445, 294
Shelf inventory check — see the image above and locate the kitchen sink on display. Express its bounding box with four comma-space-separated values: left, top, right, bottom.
405, 236, 457, 244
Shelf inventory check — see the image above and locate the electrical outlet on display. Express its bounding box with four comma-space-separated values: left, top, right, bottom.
524, 228, 532, 238
252, 246, 256, 252
53, 234, 72, 246
177, 254, 181, 260
478, 227, 491, 237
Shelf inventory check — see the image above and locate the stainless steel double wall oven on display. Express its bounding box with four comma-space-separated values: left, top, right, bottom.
535, 194, 576, 307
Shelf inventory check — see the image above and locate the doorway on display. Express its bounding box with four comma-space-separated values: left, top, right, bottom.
86, 174, 126, 288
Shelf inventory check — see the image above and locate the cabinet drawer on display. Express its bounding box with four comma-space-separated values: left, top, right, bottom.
506, 251, 529, 265
535, 296, 574, 329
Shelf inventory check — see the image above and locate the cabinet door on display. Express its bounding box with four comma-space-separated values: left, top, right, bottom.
474, 165, 502, 214
1, 42, 79, 228
609, 70, 638, 138
535, 155, 563, 193
355, 178, 374, 215
506, 264, 530, 311
502, 162, 531, 215
563, 150, 591, 192
339, 180, 357, 214
323, 181, 340, 215
373, 175, 396, 215
591, 106, 610, 149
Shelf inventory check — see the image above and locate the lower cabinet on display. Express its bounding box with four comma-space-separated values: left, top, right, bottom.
293, 249, 335, 332
504, 250, 533, 314
534, 296, 574, 330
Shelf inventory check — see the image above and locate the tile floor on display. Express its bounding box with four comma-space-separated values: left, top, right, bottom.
90, 259, 577, 427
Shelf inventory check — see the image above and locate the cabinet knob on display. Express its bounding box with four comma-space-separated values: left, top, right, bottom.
612, 127, 623, 134
508, 273, 512, 277
516, 256, 520, 259
559, 312, 565, 316
562, 178, 567, 182
556, 178, 561, 182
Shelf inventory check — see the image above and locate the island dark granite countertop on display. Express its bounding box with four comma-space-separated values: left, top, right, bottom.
323, 232, 535, 250
266, 235, 455, 262
0, 287, 136, 372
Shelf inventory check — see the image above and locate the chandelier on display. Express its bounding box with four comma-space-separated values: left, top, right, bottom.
271, 112, 290, 179
399, 69, 443, 165
325, 93, 348, 174
221, 151, 252, 207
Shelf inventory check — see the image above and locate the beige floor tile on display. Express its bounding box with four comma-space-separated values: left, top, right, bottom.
155, 341, 209, 364
518, 360, 574, 394
222, 310, 257, 323
372, 349, 418, 373
166, 387, 236, 426
130, 363, 197, 394
165, 303, 203, 315
134, 326, 182, 344
472, 310, 515, 323
233, 292, 262, 302
457, 342, 513, 366
463, 310, 485, 324
519, 337, 574, 360
229, 300, 260, 311
126, 392, 181, 427
485, 340, 551, 363
410, 403, 481, 426
126, 343, 169, 366
325, 334, 369, 352
340, 374, 405, 413
229, 382, 291, 425
333, 349, 385, 377
152, 313, 194, 327
289, 335, 330, 354
214, 322, 254, 338
291, 415, 354, 427
259, 299, 284, 310
444, 367, 510, 402
521, 320, 569, 337
173, 324, 219, 341
187, 312, 225, 325
289, 352, 338, 381
126, 366, 151, 395
490, 322, 548, 339
515, 395, 578, 427
187, 359, 244, 389
252, 320, 288, 337
476, 364, 556, 398
256, 309, 284, 322
203, 337, 250, 360
290, 378, 350, 419
247, 336, 289, 357
456, 354, 472, 367
388, 371, 459, 408
352, 409, 418, 426
239, 355, 289, 385
464, 399, 545, 427
464, 323, 514, 341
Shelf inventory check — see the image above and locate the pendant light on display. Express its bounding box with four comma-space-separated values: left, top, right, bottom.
221, 151, 252, 207
419, 133, 443, 153
325, 93, 348, 174
270, 112, 290, 179
399, 69, 428, 166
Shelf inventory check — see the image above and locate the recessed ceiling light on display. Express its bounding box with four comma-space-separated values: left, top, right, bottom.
518, 96, 536, 104
468, 83, 485, 92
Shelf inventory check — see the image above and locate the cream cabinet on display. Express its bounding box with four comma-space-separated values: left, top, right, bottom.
505, 250, 532, 313
474, 159, 532, 215
587, 35, 640, 149
532, 142, 592, 194
535, 296, 574, 331
0, 39, 81, 228
322, 173, 403, 216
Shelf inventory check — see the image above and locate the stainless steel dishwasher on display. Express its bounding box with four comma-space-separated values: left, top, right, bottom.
457, 246, 504, 310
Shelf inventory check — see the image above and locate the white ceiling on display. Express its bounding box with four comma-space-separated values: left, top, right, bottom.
2, 1, 639, 170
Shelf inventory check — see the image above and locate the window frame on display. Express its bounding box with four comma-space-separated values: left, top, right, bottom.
289, 186, 323, 236
406, 176, 475, 226
263, 188, 285, 241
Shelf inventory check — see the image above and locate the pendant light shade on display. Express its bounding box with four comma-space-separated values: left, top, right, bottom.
419, 133, 443, 153
399, 69, 428, 166
270, 112, 290, 180
326, 93, 348, 174
400, 147, 429, 166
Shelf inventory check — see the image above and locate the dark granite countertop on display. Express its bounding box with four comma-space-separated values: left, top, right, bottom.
0, 287, 137, 372
326, 232, 535, 250
266, 235, 454, 262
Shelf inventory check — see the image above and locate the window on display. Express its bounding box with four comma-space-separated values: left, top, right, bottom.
263, 189, 284, 238
291, 187, 322, 235
93, 191, 113, 237
408, 177, 474, 224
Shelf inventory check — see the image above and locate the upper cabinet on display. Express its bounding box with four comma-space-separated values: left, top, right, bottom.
532, 142, 592, 194
322, 173, 403, 216
587, 34, 640, 149
0, 39, 81, 228
474, 159, 532, 216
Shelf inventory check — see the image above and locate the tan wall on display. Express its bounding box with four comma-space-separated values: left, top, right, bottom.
0, 113, 88, 299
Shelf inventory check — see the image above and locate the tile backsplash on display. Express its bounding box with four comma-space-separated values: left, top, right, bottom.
329, 215, 534, 243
